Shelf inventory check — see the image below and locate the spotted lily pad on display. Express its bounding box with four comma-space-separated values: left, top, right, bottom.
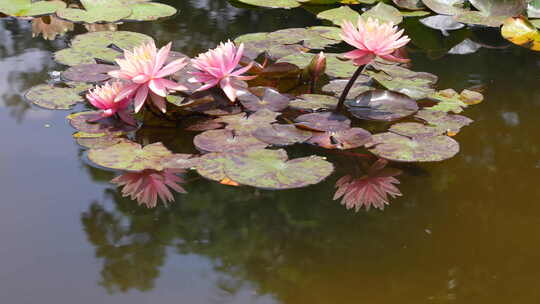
193, 129, 268, 153
426, 89, 471, 113
415, 109, 473, 135
307, 128, 372, 150
237, 87, 290, 112
88, 141, 173, 171
54, 31, 153, 66
345, 90, 419, 121
252, 124, 312, 146
61, 64, 116, 83
289, 94, 339, 112
76, 136, 128, 149
0, 0, 66, 17
366, 132, 460, 162
216, 109, 280, 135
121, 1, 177, 21
25, 83, 92, 110
322, 79, 373, 99
194, 152, 234, 183
295, 112, 351, 132
224, 149, 334, 190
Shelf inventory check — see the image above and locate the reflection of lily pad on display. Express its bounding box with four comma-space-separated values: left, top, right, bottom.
88, 141, 173, 171
25, 83, 92, 110
252, 124, 312, 146
289, 94, 339, 112
237, 87, 290, 112
366, 132, 460, 162
193, 129, 268, 153
295, 112, 351, 132
308, 128, 372, 150
224, 149, 334, 190
345, 90, 419, 121
0, 0, 66, 17
62, 64, 116, 83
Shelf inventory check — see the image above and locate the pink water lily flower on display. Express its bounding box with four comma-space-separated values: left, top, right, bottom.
341, 17, 410, 66
86, 81, 136, 126
109, 41, 188, 113
190, 40, 255, 102
111, 169, 187, 208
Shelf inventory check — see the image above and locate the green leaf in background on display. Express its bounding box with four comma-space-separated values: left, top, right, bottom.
0, 0, 65, 17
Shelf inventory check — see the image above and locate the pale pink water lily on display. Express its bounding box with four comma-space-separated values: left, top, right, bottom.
86, 81, 136, 126
109, 41, 188, 113
111, 169, 187, 208
334, 159, 402, 211
190, 40, 255, 102
340, 17, 410, 66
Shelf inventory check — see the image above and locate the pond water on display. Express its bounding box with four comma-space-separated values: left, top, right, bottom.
1, 1, 540, 303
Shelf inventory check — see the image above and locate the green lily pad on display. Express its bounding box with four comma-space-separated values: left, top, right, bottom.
367, 70, 436, 100
454, 11, 507, 27
469, 0, 525, 17
224, 149, 334, 190
193, 129, 268, 153
0, 0, 66, 17
237, 87, 291, 112
317, 6, 361, 26
295, 112, 351, 132
362, 2, 403, 25
278, 53, 357, 78
252, 124, 313, 146
216, 109, 280, 135
366, 132, 460, 162
25, 83, 92, 110
322, 79, 373, 99
88, 141, 173, 171
76, 135, 128, 149
61, 64, 116, 83
415, 109, 473, 135
345, 89, 419, 121
236, 0, 301, 9
307, 128, 372, 150
121, 1, 177, 21
289, 94, 339, 112
392, 0, 425, 10
388, 122, 442, 138
426, 89, 469, 113
421, 0, 467, 15
54, 31, 153, 66
56, 0, 132, 24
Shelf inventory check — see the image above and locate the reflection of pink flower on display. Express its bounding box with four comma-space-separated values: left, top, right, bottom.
109, 41, 188, 113
334, 159, 402, 211
111, 169, 187, 208
86, 81, 136, 126
190, 40, 255, 102
341, 17, 410, 66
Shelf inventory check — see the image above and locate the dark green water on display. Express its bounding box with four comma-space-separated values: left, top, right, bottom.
1, 1, 540, 303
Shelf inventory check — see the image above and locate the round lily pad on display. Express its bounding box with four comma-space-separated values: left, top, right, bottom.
317, 6, 361, 26
216, 109, 280, 135
237, 87, 290, 112
193, 129, 268, 153
0, 0, 66, 17
88, 141, 173, 171
307, 128, 372, 150
56, 1, 132, 24
289, 94, 339, 112
415, 109, 473, 135
67, 111, 137, 134
224, 149, 334, 190
345, 90, 419, 121
252, 124, 313, 146
76, 135, 127, 149
61, 64, 116, 83
295, 112, 351, 132
362, 2, 403, 25
469, 0, 525, 17
322, 79, 373, 99
194, 152, 234, 183
122, 2, 177, 21
366, 132, 460, 162
236, 0, 301, 9
160, 154, 199, 170
388, 122, 442, 138
25, 83, 92, 110
421, 0, 467, 15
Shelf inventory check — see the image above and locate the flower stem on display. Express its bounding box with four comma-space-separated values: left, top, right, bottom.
336, 64, 370, 113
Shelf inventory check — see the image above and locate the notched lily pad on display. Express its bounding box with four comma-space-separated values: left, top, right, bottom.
88, 141, 173, 171
216, 109, 280, 135
415, 109, 473, 135
25, 83, 92, 110
237, 87, 290, 112
322, 79, 373, 99
67, 111, 137, 134
295, 112, 351, 132
194, 152, 234, 183
0, 0, 66, 17
61, 64, 116, 83
388, 122, 442, 138
366, 132, 460, 162
252, 124, 312, 146
224, 149, 334, 190
289, 94, 339, 112
345, 90, 419, 121
193, 129, 268, 153
307, 128, 372, 150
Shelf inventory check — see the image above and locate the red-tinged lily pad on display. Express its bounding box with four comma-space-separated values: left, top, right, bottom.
295, 112, 351, 132
216, 109, 280, 135
415, 109, 473, 135
252, 124, 313, 146
366, 132, 460, 162
307, 128, 372, 150
182, 117, 225, 131
193, 129, 268, 153
237, 87, 290, 112
160, 154, 199, 170
67, 111, 138, 134
25, 83, 92, 110
322, 79, 373, 99
388, 122, 443, 138
289, 94, 339, 112
61, 64, 116, 83
88, 141, 173, 171
194, 152, 235, 183
224, 149, 334, 190
345, 90, 419, 121
75, 135, 128, 149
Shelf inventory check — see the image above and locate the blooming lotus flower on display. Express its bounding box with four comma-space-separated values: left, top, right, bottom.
111, 169, 187, 208
109, 41, 188, 113
341, 17, 410, 66
86, 81, 136, 126
334, 159, 402, 211
190, 40, 255, 102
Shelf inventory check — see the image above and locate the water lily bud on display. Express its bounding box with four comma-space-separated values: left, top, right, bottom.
307, 52, 326, 80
